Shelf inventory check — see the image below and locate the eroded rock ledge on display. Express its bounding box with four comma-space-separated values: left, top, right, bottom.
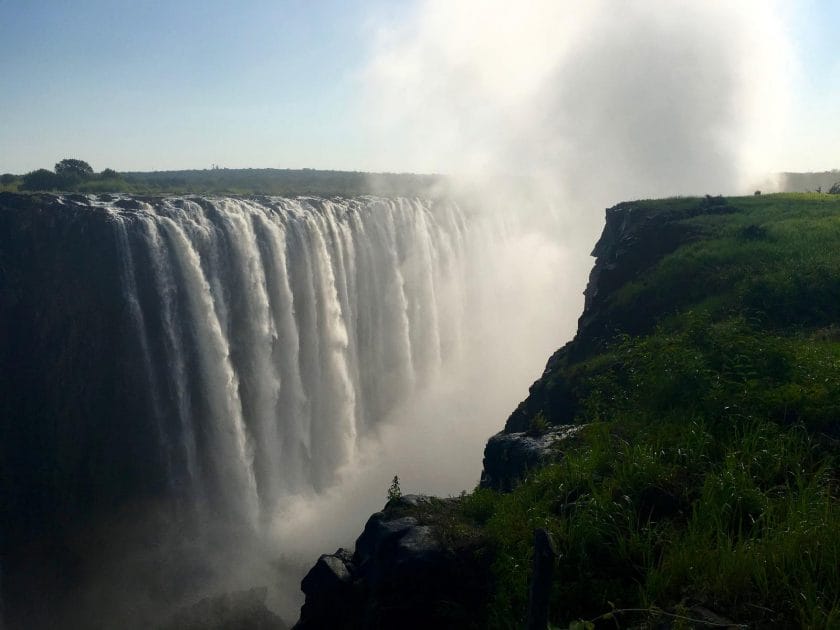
294, 495, 489, 630
479, 424, 585, 491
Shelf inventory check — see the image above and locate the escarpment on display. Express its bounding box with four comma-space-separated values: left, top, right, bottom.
294, 193, 840, 629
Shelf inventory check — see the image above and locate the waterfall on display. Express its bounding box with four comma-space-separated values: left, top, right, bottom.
108, 195, 473, 527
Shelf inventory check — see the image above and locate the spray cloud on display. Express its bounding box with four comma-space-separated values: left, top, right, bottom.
275, 0, 794, 574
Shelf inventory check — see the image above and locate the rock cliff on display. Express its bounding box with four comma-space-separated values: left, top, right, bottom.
294, 495, 491, 630
293, 195, 747, 628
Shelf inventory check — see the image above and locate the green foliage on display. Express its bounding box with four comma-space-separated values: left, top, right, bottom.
54, 158, 93, 178
457, 418, 838, 628
0, 173, 21, 192
387, 474, 402, 502
527, 411, 550, 436
443, 194, 840, 628
7, 166, 444, 196
20, 168, 63, 191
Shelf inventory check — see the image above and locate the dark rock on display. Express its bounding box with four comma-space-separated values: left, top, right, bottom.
504, 197, 729, 436
578, 202, 698, 347
297, 550, 360, 629
526, 529, 558, 630
301, 551, 354, 594
386, 494, 432, 509
352, 514, 417, 566
114, 197, 143, 210
480, 424, 585, 491
160, 587, 287, 630
295, 507, 489, 630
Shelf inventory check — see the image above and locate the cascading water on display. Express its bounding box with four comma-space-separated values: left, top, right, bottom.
107, 196, 472, 528
0, 191, 576, 628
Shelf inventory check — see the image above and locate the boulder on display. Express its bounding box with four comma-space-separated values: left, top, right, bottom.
480, 424, 585, 491
295, 505, 488, 629
297, 550, 359, 629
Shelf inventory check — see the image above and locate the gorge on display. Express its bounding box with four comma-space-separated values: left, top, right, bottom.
0, 191, 576, 628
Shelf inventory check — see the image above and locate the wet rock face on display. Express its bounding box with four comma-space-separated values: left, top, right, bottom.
480, 425, 585, 491
294, 496, 488, 630
0, 193, 172, 628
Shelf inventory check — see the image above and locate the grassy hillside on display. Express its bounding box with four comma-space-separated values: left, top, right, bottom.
422, 194, 840, 629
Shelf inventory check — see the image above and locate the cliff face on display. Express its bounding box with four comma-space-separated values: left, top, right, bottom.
0, 193, 172, 626
292, 193, 840, 628
293, 198, 702, 624
504, 195, 731, 433
2, 191, 495, 629
0, 195, 161, 529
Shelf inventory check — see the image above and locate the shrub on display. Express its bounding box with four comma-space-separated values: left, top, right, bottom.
20, 169, 63, 191
527, 411, 550, 436
387, 475, 402, 502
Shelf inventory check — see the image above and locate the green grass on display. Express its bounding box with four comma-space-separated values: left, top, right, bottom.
453, 420, 838, 628
408, 194, 840, 629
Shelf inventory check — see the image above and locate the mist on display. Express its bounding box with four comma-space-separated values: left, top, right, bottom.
264, 1, 793, 623
0, 3, 798, 628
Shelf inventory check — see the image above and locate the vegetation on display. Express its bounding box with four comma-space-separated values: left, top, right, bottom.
54, 158, 94, 179
388, 475, 403, 502
414, 194, 840, 629
1, 159, 444, 197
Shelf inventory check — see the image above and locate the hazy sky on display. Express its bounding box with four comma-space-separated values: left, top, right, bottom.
0, 0, 837, 174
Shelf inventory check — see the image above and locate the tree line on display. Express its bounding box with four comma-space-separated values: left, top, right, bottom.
3, 159, 121, 191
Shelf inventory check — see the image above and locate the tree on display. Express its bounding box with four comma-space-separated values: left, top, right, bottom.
829, 181, 840, 194
20, 169, 63, 191
99, 168, 120, 179
387, 474, 402, 502
54, 158, 93, 179
1, 173, 16, 185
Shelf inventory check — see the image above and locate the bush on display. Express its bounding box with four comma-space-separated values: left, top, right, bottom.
20, 169, 63, 191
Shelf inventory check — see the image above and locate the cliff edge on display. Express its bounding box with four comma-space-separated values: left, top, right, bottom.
294, 193, 840, 629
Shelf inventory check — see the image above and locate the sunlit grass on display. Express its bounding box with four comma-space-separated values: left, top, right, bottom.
417, 194, 840, 628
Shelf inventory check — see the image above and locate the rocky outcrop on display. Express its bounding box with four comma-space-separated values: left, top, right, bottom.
577, 196, 729, 347
480, 424, 585, 491
504, 196, 730, 433
294, 496, 489, 630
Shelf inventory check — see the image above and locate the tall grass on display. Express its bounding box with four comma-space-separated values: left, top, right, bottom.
445, 195, 840, 628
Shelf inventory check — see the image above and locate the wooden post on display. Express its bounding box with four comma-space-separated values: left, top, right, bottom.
526, 528, 558, 630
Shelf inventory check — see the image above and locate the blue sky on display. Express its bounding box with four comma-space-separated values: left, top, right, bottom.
0, 1, 838, 174
0, 0, 409, 172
